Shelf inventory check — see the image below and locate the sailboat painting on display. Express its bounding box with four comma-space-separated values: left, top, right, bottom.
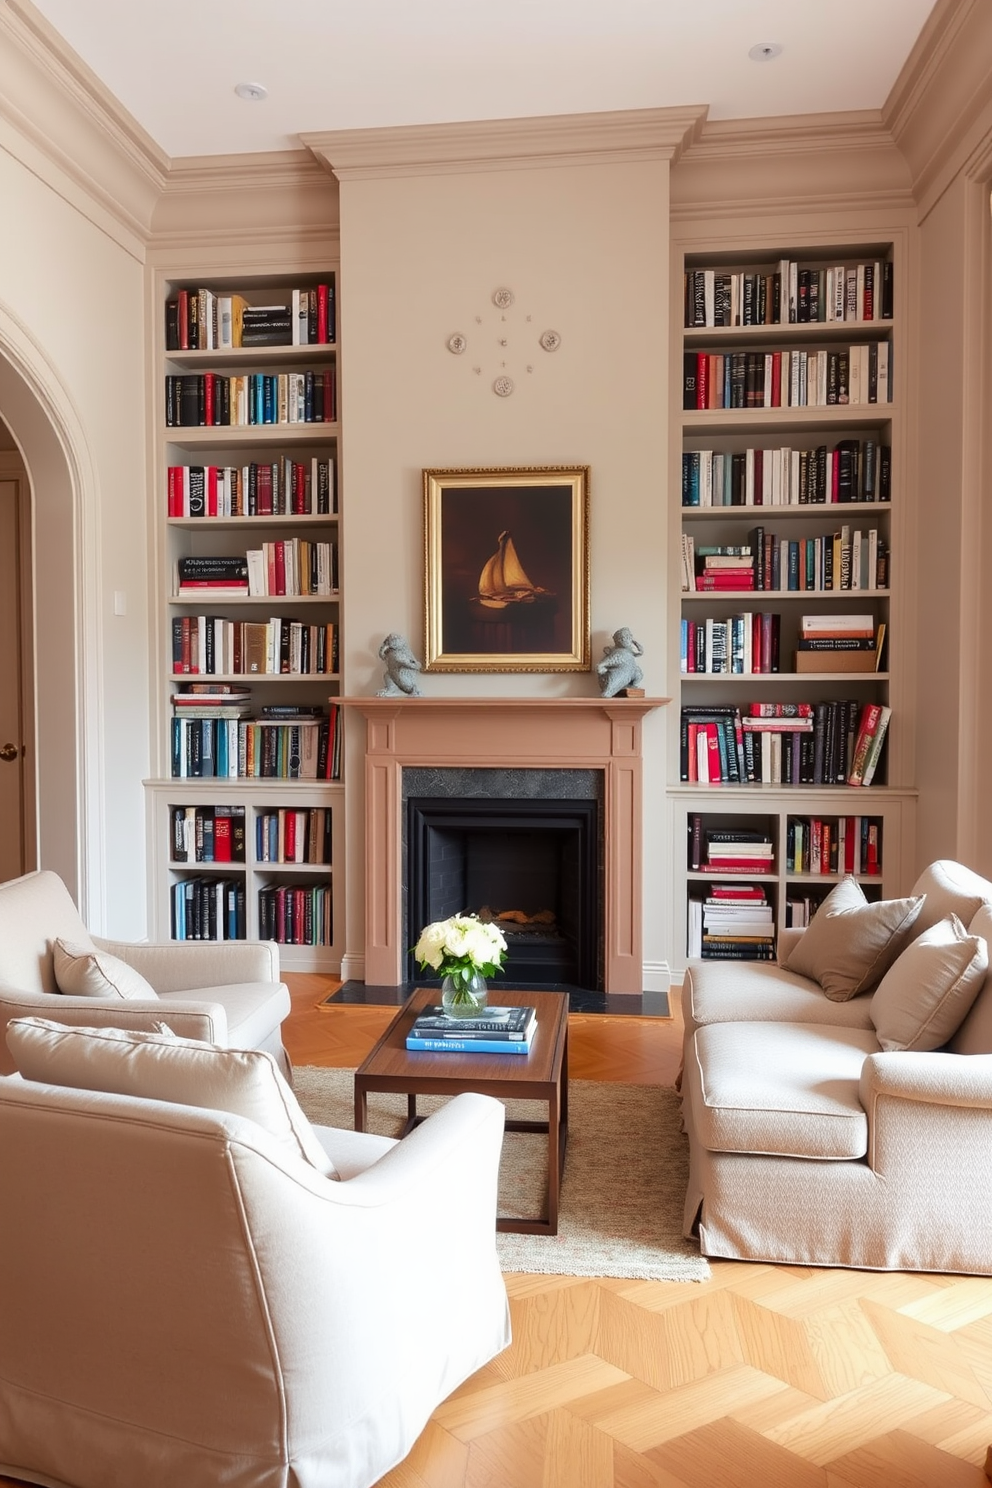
424, 466, 590, 672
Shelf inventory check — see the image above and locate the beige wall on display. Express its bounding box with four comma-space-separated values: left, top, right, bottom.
330, 141, 673, 981
0, 139, 150, 935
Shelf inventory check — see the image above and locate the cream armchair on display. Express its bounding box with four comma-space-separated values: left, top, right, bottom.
0, 869, 291, 1075
0, 1023, 510, 1488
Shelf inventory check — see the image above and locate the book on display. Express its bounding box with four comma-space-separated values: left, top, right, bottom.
404, 1036, 532, 1054
409, 1005, 536, 1041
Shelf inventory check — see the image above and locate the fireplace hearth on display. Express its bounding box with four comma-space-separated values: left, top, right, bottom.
405, 784, 602, 989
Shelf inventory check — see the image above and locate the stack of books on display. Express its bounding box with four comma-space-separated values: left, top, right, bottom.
405, 1005, 537, 1055
703, 830, 774, 875
795, 615, 882, 673
688, 884, 776, 961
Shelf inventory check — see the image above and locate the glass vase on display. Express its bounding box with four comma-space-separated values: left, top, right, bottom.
441, 969, 488, 1018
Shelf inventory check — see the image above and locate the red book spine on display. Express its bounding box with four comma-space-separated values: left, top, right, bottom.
168, 467, 181, 518
706, 723, 722, 780
213, 814, 232, 863
317, 283, 329, 344
284, 810, 296, 862
204, 372, 215, 425
771, 351, 782, 407
696, 352, 708, 410
274, 541, 286, 596
206, 466, 218, 517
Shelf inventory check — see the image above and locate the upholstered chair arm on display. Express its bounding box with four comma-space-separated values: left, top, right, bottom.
91, 937, 280, 992
777, 927, 805, 966
859, 1052, 992, 1171
0, 986, 227, 1074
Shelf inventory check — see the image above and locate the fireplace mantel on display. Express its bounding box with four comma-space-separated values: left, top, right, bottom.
343, 696, 668, 993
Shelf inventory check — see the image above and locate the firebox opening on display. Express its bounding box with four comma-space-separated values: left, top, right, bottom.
406, 796, 601, 991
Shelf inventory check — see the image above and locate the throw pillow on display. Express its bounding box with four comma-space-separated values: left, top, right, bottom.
5, 1018, 337, 1179
53, 938, 158, 1001
870, 914, 988, 1052
785, 877, 924, 1002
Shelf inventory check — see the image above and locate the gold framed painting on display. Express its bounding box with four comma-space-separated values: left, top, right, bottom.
423, 466, 590, 672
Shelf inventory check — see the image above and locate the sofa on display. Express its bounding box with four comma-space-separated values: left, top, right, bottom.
0, 1019, 510, 1488
0, 870, 292, 1077
680, 860, 992, 1273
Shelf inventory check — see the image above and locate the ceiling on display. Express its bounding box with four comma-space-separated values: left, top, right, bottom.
27, 0, 941, 161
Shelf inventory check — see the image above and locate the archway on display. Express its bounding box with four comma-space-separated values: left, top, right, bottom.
0, 310, 103, 923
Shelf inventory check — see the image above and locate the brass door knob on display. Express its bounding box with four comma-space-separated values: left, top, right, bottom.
0, 744, 19, 762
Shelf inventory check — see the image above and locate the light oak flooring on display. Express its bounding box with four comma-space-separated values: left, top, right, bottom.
3, 977, 991, 1487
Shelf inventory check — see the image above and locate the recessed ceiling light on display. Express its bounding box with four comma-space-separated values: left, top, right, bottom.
749, 42, 783, 62
234, 82, 268, 102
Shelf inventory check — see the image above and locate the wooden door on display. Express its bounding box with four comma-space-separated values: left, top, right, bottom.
0, 477, 29, 881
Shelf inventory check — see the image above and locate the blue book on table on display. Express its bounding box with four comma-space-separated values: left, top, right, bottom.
405, 1036, 532, 1055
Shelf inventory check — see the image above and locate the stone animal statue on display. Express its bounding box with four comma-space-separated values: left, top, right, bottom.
596, 627, 644, 697
376, 633, 423, 696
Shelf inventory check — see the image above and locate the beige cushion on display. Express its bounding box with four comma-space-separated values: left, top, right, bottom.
686, 1021, 877, 1160
910, 861, 992, 939
870, 915, 989, 1052
784, 877, 924, 1002
53, 938, 158, 1001
5, 1018, 337, 1179
947, 903, 992, 1055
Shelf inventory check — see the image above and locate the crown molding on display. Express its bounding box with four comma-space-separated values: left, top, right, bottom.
884, 0, 992, 215
302, 106, 708, 181
150, 148, 339, 248
0, 0, 168, 246
672, 110, 915, 221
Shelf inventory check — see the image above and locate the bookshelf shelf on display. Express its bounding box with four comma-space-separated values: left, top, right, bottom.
147, 266, 345, 973
670, 236, 913, 974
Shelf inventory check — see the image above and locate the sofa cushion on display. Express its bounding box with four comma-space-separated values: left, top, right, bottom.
5, 1018, 336, 1178
0, 870, 92, 995
54, 938, 158, 1001
784, 877, 924, 1002
169, 980, 292, 1050
947, 904, 992, 1055
685, 1021, 877, 1160
869, 914, 988, 1052
910, 861, 992, 939
682, 959, 875, 1037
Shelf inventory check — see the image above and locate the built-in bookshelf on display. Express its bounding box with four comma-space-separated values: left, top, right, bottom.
670, 239, 916, 971
146, 267, 344, 972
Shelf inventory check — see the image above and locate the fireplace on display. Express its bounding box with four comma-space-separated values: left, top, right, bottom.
345, 697, 664, 995
404, 769, 603, 989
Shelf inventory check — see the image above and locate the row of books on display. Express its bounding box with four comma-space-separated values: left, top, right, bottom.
174, 546, 338, 600
680, 700, 891, 787
166, 284, 335, 351
256, 808, 332, 865
258, 884, 333, 946
687, 882, 776, 961
681, 614, 883, 676
681, 612, 780, 674
405, 1005, 537, 1056
170, 711, 342, 781
787, 815, 882, 876
171, 616, 338, 677
172, 877, 246, 942
684, 260, 893, 328
681, 441, 891, 507
683, 529, 888, 594
167, 459, 337, 519
164, 371, 336, 428
683, 344, 891, 411
170, 805, 247, 864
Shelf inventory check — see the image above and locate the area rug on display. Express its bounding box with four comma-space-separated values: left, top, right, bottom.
293, 1066, 709, 1283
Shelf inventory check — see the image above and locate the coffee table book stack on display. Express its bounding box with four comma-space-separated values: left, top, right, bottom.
405, 1005, 537, 1056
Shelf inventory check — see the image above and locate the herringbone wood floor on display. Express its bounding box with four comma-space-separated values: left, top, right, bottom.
4, 977, 992, 1487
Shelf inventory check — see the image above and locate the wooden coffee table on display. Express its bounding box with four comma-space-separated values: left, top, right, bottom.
354, 987, 569, 1235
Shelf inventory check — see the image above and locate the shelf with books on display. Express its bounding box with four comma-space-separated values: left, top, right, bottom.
146, 779, 344, 971
149, 264, 344, 974
670, 234, 914, 976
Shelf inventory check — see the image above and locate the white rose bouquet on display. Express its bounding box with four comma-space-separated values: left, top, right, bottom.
413, 913, 508, 1010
